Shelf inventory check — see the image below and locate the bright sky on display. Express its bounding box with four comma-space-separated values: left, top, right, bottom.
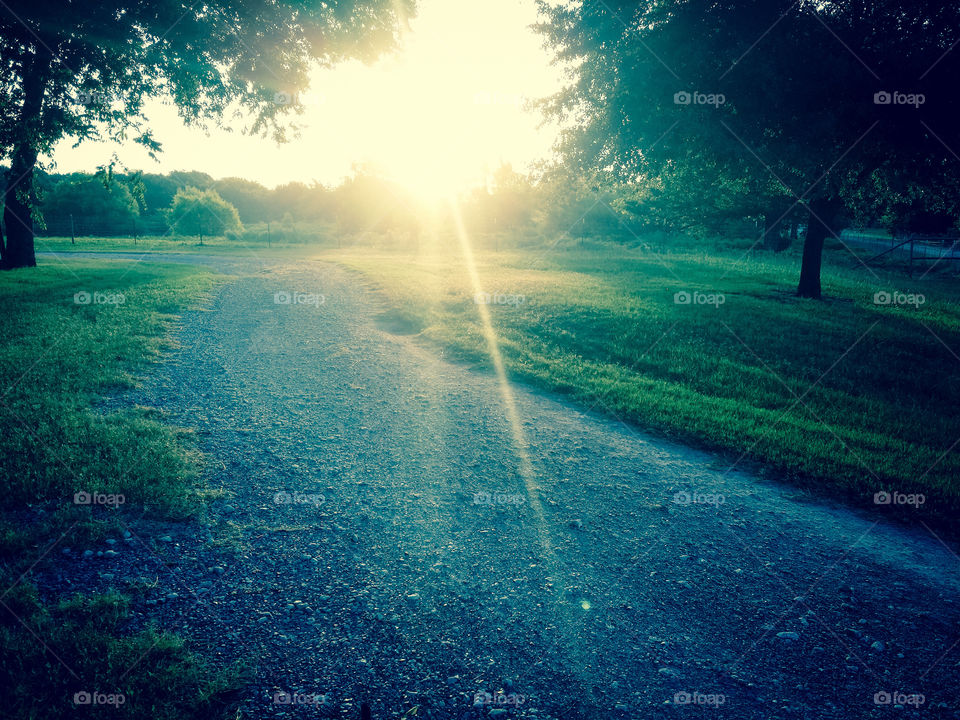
46, 0, 563, 195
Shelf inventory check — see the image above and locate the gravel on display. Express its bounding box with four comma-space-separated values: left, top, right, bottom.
34, 254, 960, 719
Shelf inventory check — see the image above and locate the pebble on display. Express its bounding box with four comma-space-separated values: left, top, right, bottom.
776, 632, 800, 641
82, 550, 94, 558
159, 535, 173, 543
870, 641, 885, 652
104, 550, 119, 558
569, 519, 583, 529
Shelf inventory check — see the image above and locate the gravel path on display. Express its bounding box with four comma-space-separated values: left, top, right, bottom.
50, 255, 960, 719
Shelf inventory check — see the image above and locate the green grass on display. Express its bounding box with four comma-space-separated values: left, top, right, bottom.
0, 258, 244, 719
1, 584, 248, 720
35, 234, 332, 256
324, 241, 960, 516
0, 259, 221, 514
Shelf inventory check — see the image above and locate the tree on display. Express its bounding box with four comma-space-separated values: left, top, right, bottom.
0, 0, 413, 268
38, 175, 139, 237
166, 187, 241, 243
536, 0, 960, 298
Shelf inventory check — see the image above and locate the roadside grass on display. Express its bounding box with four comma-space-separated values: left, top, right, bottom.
325, 241, 960, 518
35, 234, 332, 256
0, 258, 244, 719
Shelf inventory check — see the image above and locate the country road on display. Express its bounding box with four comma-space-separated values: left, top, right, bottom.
48, 254, 960, 719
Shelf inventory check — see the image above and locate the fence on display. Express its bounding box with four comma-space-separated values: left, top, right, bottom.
842, 229, 960, 276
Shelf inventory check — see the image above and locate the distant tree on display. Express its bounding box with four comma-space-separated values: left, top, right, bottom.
214, 177, 272, 224
0, 0, 413, 268
166, 187, 241, 243
38, 175, 139, 236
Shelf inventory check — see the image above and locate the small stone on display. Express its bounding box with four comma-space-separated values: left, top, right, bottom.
104, 550, 119, 558
82, 550, 94, 558
870, 641, 885, 652
209, 566, 225, 575
158, 535, 173, 543
569, 519, 583, 530
776, 631, 800, 641
105, 539, 116, 545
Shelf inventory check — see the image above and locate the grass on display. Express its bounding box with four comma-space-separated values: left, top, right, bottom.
322, 239, 960, 518
0, 258, 245, 719
0, 259, 219, 514
35, 233, 335, 256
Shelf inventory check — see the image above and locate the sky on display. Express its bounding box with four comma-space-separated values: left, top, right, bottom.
45, 0, 565, 194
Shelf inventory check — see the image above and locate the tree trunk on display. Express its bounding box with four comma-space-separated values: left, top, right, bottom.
2, 154, 39, 269
797, 199, 835, 299
1, 55, 46, 270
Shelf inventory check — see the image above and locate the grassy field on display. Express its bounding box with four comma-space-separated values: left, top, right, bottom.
0, 258, 244, 720
324, 239, 960, 517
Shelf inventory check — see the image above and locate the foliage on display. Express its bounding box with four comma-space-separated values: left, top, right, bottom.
166, 187, 241, 240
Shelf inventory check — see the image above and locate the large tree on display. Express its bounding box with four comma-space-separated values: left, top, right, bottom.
0, 0, 413, 268
536, 0, 960, 298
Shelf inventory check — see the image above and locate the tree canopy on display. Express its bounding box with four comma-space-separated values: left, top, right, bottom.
0, 0, 414, 268
536, 0, 960, 296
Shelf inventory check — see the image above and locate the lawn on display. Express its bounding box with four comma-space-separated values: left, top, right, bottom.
0, 258, 244, 720
324, 239, 960, 518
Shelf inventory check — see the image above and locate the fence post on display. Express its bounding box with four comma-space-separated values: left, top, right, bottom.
70, 214, 75, 245
909, 234, 914, 278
